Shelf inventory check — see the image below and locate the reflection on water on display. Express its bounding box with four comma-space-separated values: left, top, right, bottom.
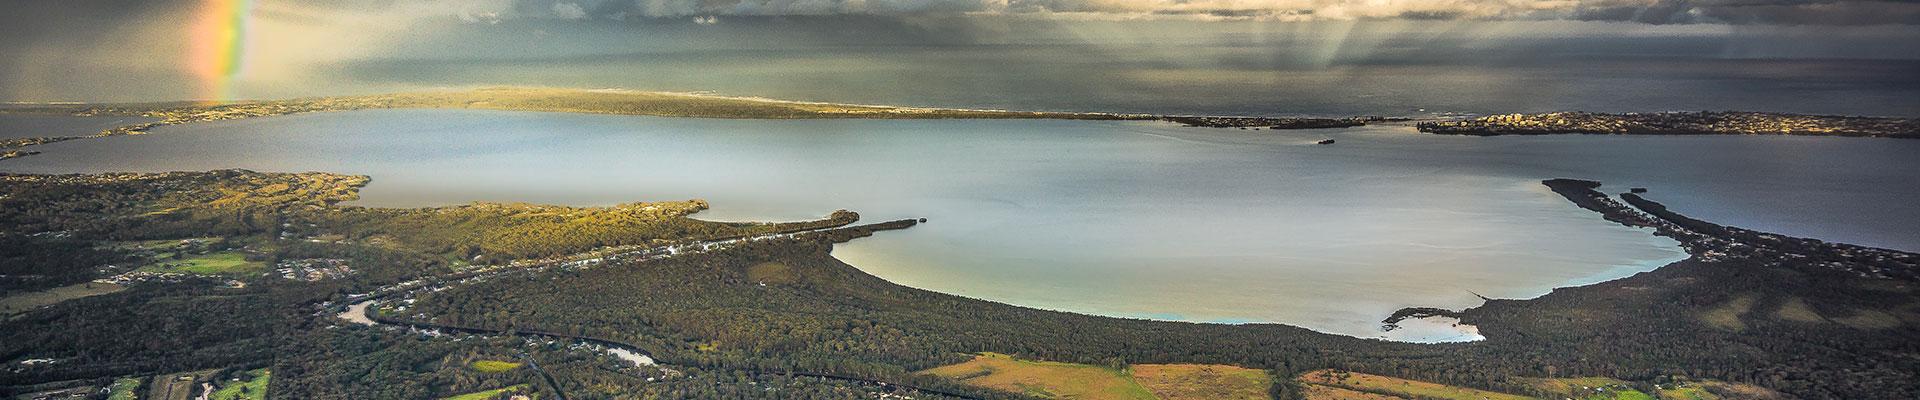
5, 110, 1916, 341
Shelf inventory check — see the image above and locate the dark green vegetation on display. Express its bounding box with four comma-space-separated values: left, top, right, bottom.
0, 170, 854, 398
2, 170, 1916, 399
1418, 111, 1919, 138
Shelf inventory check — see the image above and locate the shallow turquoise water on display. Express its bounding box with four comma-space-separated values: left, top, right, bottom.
5, 110, 1916, 341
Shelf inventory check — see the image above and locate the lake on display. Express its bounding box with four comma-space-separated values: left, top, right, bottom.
4, 110, 1917, 341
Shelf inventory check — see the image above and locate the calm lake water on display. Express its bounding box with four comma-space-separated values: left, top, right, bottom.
5, 110, 1918, 341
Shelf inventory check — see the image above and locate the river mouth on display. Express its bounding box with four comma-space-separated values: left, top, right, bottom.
7, 110, 1916, 342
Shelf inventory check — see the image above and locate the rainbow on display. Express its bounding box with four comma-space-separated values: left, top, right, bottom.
188, 0, 254, 103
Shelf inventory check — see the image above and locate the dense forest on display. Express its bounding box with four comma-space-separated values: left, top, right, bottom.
2, 171, 1916, 399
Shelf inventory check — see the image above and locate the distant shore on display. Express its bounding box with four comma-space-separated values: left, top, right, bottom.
2, 88, 1915, 165
1418, 111, 1917, 138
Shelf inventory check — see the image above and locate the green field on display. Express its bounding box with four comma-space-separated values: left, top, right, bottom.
923, 353, 1157, 399
1297, 370, 1534, 400
922, 354, 1272, 400
106, 377, 143, 400
442, 384, 528, 400
139, 251, 265, 275
1523, 377, 1654, 400
1659, 384, 1718, 400
1653, 380, 1788, 400
1, 282, 125, 314
469, 360, 523, 373
1130, 364, 1271, 400
209, 368, 269, 400
148, 370, 219, 400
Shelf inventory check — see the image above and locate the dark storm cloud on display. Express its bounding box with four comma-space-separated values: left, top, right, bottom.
3, 0, 1916, 26
1570, 0, 1920, 25
477, 0, 1920, 25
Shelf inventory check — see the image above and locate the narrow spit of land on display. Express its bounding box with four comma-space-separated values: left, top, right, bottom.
1386, 177, 1920, 333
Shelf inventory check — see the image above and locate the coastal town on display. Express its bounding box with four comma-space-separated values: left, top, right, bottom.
1162, 115, 1401, 129
1419, 111, 1919, 138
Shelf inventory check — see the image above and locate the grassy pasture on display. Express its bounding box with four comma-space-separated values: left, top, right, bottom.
148, 370, 219, 400
1300, 383, 1406, 400
1654, 380, 1788, 400
745, 261, 797, 285
922, 353, 1272, 400
469, 360, 523, 373
921, 352, 1156, 399
139, 251, 264, 275
1297, 370, 1533, 400
1130, 364, 1271, 400
1521, 377, 1654, 400
442, 384, 529, 400
209, 368, 270, 400
105, 377, 143, 400
1699, 295, 1754, 331
0, 282, 124, 314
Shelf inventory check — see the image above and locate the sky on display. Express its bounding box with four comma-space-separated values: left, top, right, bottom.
3, 0, 1918, 111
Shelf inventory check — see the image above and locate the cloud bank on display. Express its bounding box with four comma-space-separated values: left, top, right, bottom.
3, 0, 1916, 102
498, 0, 1920, 24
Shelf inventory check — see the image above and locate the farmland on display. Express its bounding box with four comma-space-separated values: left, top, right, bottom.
922, 353, 1272, 400
138, 251, 265, 276
921, 353, 1157, 399
469, 360, 523, 373
1296, 370, 1531, 400
105, 377, 141, 400
209, 368, 270, 400
1519, 377, 1653, 399
1130, 364, 1272, 400
443, 384, 530, 400
0, 282, 123, 314
147, 370, 218, 400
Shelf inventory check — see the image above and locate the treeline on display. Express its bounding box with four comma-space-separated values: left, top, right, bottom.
307, 200, 775, 263
0, 282, 283, 387
0, 236, 128, 295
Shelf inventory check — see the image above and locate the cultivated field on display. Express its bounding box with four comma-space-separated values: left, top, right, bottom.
922, 353, 1271, 400
1130, 364, 1271, 399
209, 368, 270, 400
1519, 377, 1654, 399
1296, 370, 1532, 400
442, 384, 529, 400
469, 360, 523, 373
147, 370, 218, 400
105, 377, 143, 400
0, 282, 124, 314
922, 353, 1157, 399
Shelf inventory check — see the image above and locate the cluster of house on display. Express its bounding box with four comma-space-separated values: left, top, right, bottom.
277, 258, 355, 282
